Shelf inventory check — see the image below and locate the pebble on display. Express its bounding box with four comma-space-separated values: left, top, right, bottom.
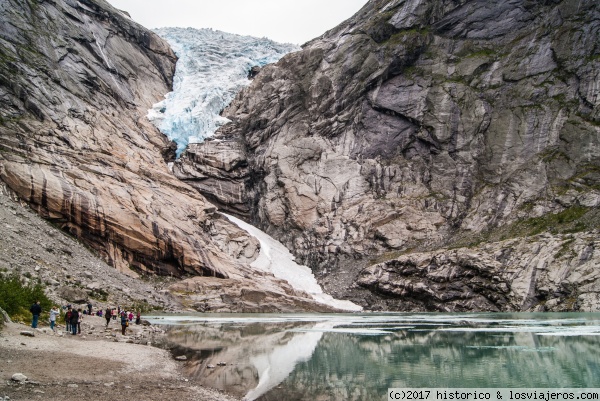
175, 355, 187, 361
11, 373, 27, 382
67, 384, 78, 388
19, 331, 35, 337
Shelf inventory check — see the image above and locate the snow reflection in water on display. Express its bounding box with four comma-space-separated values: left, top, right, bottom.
147, 313, 600, 400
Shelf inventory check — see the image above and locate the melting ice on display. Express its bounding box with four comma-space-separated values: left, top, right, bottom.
224, 214, 363, 312
148, 27, 299, 156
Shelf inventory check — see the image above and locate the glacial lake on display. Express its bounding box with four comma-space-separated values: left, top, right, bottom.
145, 313, 600, 401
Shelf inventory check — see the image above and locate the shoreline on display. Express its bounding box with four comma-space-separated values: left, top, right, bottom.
0, 315, 240, 401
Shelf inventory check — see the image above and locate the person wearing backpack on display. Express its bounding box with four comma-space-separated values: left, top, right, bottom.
120, 311, 128, 335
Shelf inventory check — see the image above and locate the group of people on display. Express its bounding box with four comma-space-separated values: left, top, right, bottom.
63, 306, 84, 335
29, 301, 142, 336
104, 306, 142, 335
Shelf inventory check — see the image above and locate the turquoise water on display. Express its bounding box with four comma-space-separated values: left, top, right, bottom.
146, 313, 600, 401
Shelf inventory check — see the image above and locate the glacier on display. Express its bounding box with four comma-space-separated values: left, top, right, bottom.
148, 27, 360, 312
148, 27, 298, 156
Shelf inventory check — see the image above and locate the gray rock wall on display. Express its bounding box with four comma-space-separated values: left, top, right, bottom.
176, 0, 600, 310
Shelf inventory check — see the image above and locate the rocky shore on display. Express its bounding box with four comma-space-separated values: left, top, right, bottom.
0, 315, 239, 401
0, 181, 240, 400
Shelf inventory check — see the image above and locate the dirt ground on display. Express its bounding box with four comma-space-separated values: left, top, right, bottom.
0, 316, 239, 401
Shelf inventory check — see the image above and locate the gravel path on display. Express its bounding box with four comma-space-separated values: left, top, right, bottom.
0, 187, 239, 400
0, 316, 239, 401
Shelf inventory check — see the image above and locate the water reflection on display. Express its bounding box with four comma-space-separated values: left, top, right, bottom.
149, 313, 600, 401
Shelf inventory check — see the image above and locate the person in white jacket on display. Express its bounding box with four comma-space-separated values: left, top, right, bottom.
49, 306, 60, 332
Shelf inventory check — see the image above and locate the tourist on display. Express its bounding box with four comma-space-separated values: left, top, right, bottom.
105, 307, 112, 327
120, 311, 128, 335
65, 307, 72, 332
29, 300, 41, 329
112, 308, 117, 320
49, 305, 60, 332
128, 311, 133, 322
70, 308, 79, 335
135, 311, 141, 325
87, 302, 92, 315
77, 308, 83, 334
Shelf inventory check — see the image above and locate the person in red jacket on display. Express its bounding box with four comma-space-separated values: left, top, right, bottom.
65, 307, 72, 332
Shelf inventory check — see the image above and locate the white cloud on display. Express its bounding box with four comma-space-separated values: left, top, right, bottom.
106, 0, 369, 45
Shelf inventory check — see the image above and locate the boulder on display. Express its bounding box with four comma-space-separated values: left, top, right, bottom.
58, 286, 88, 304
0, 306, 11, 324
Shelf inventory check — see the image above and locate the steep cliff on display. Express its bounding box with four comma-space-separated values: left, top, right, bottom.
176, 0, 600, 311
0, 0, 333, 312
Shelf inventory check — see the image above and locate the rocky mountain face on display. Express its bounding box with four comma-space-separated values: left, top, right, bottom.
176, 0, 600, 311
0, 0, 332, 312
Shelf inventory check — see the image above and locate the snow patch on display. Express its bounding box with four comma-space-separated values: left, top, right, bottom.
224, 214, 363, 312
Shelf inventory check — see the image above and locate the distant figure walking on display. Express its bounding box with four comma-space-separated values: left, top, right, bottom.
135, 311, 141, 325
105, 307, 112, 327
112, 308, 117, 320
87, 302, 92, 315
29, 300, 41, 329
70, 308, 79, 335
49, 306, 60, 332
120, 312, 128, 335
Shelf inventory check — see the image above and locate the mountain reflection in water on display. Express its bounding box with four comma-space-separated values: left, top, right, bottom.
147, 313, 600, 401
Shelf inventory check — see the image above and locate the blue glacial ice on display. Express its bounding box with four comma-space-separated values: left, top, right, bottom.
148, 27, 299, 157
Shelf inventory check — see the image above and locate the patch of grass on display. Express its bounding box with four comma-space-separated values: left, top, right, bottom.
129, 299, 155, 314
514, 206, 589, 236
369, 250, 406, 265
554, 237, 576, 259
90, 288, 109, 302
447, 205, 596, 250
0, 273, 53, 324
465, 48, 497, 59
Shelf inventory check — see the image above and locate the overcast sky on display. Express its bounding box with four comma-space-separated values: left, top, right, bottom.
106, 0, 369, 45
